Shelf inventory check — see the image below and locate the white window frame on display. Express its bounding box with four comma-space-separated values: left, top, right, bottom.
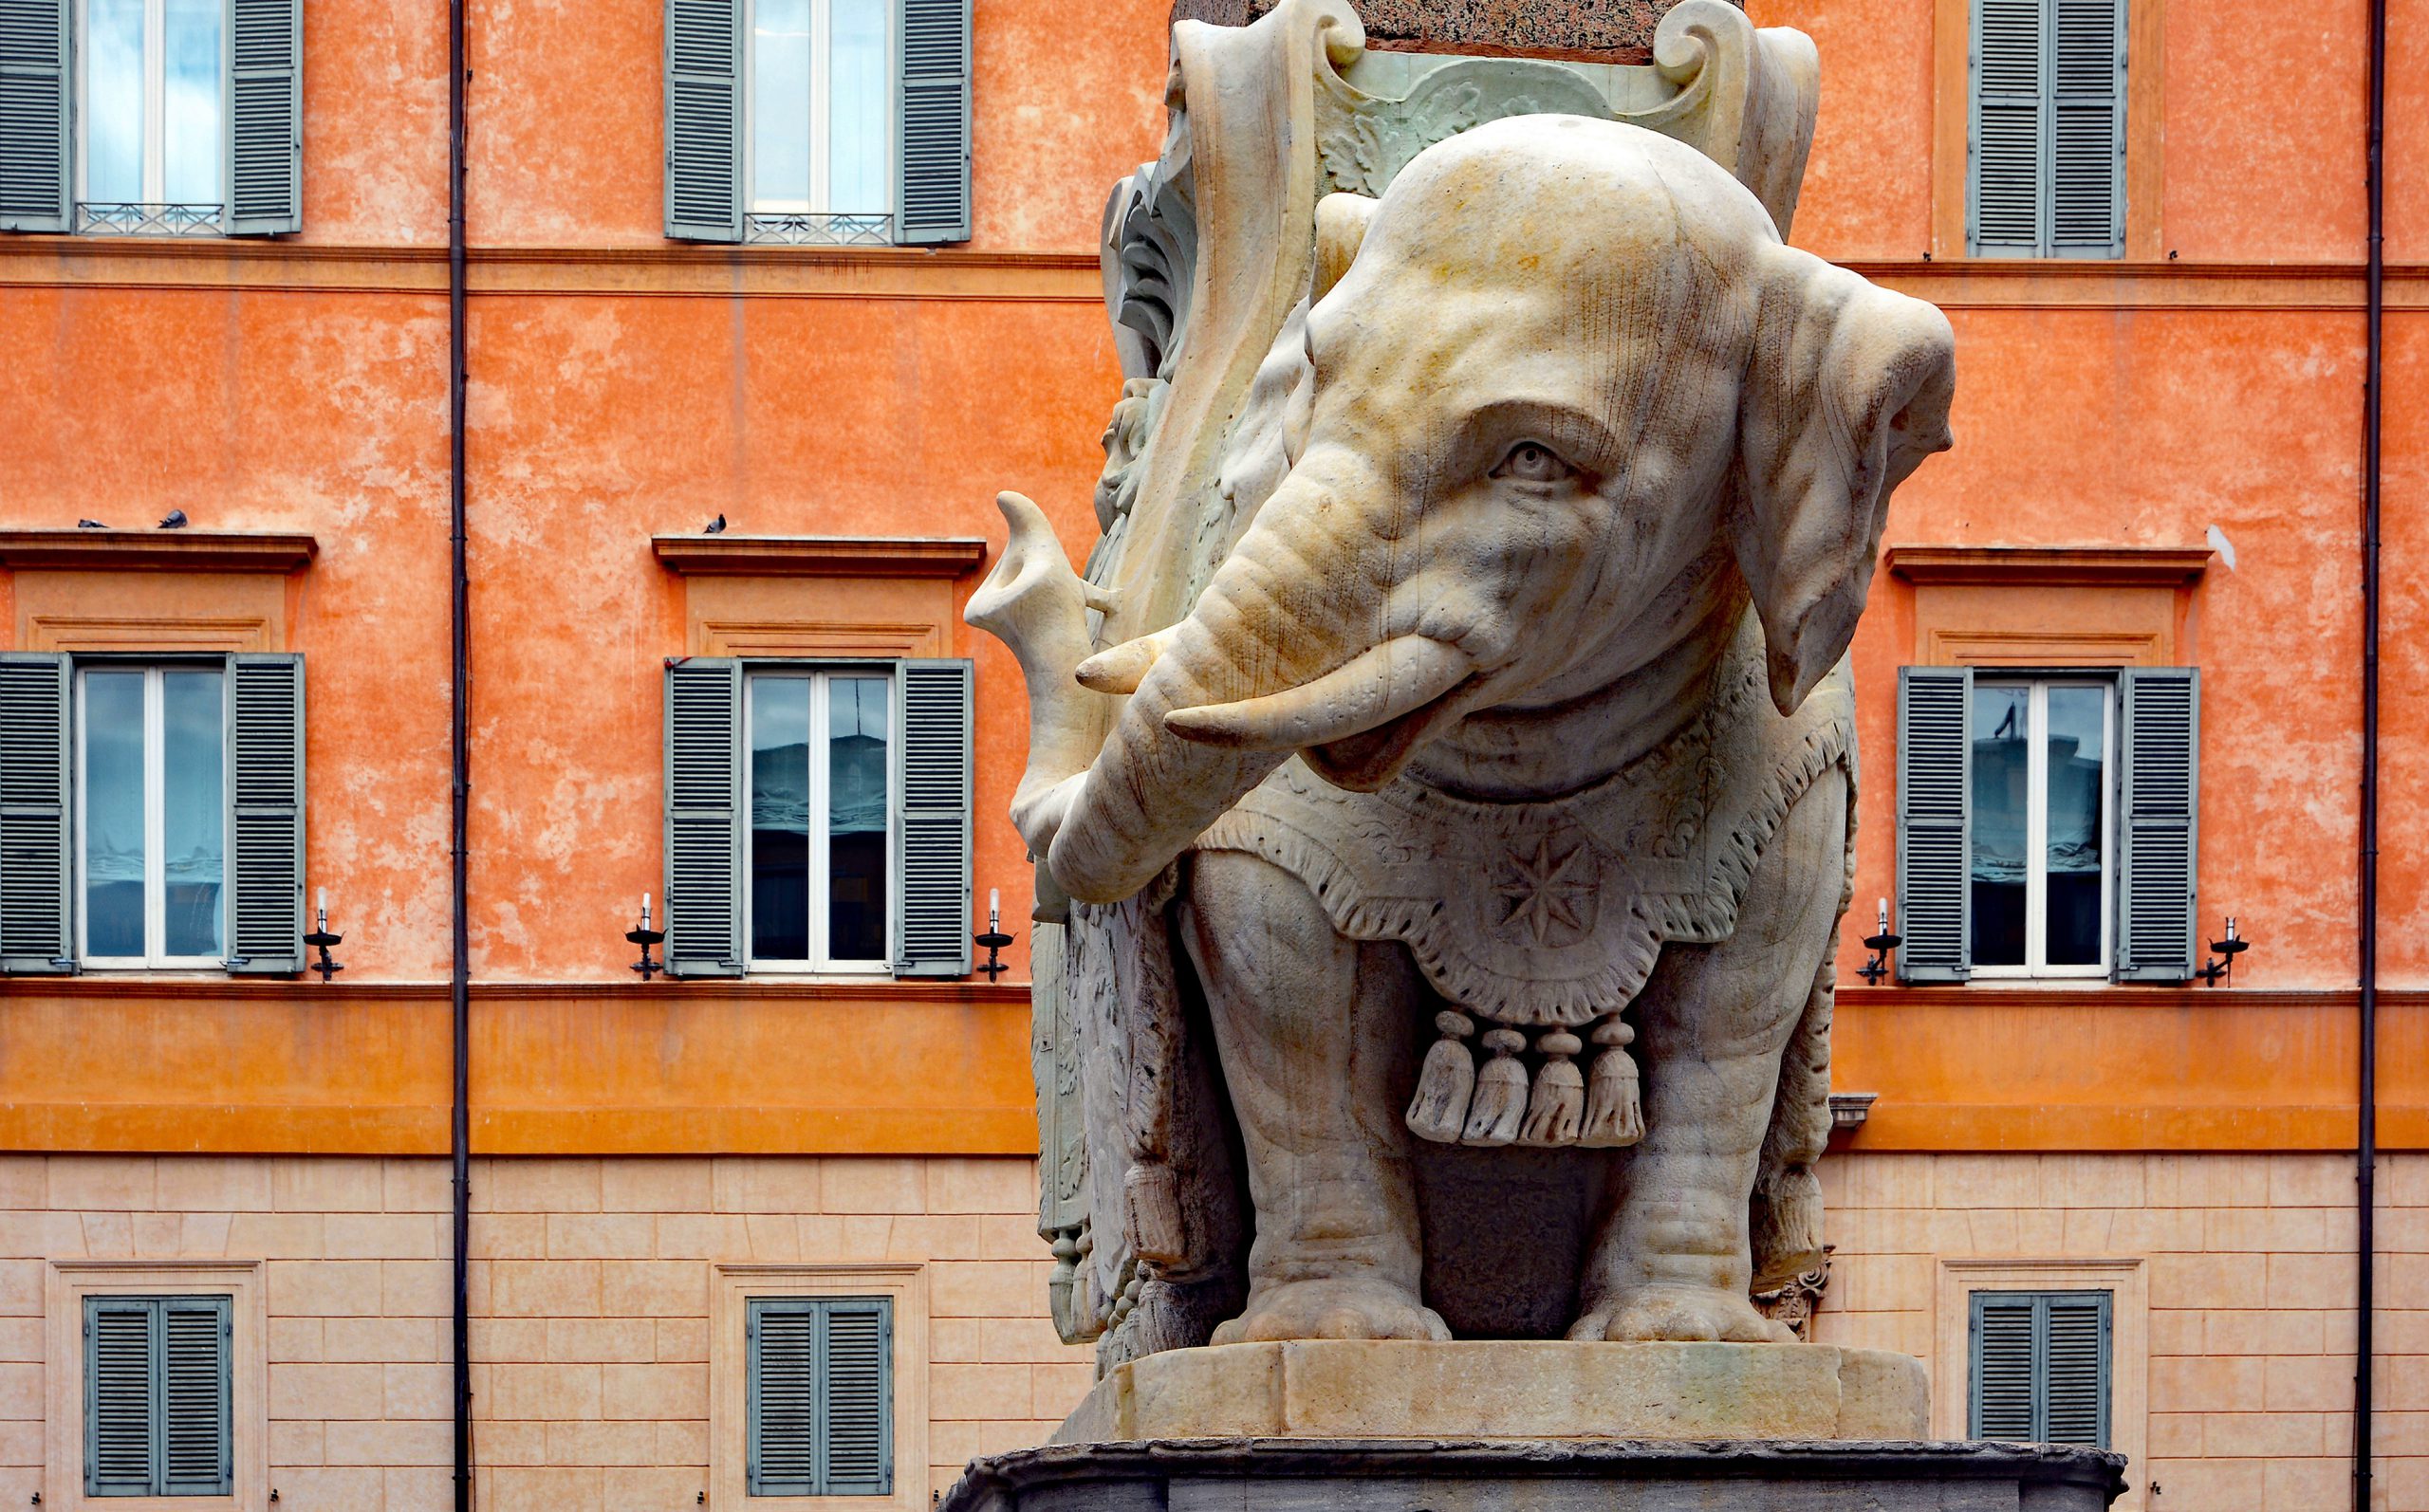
1970, 675, 2113, 980
743, 666, 896, 976
741, 0, 896, 218
72, 662, 227, 972
72, 0, 230, 215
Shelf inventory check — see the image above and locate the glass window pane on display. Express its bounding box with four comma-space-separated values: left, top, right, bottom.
160, 670, 224, 958
1971, 684, 2030, 967
751, 0, 813, 212
751, 678, 812, 961
2044, 686, 2106, 966
162, 0, 223, 203
84, 0, 146, 203
827, 0, 888, 214
826, 676, 888, 962
82, 672, 147, 959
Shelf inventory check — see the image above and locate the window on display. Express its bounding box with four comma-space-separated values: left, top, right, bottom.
1895, 665, 2197, 983
1968, 678, 2110, 976
746, 1297, 892, 1497
1969, 1290, 2110, 1447
748, 669, 893, 971
76, 663, 228, 968
0, 652, 305, 977
661, 657, 971, 979
0, 0, 301, 236
746, 0, 890, 236
1968, 0, 2123, 258
83, 1294, 233, 1498
662, 0, 970, 245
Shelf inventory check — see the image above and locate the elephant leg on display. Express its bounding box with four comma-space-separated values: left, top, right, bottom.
1571, 775, 1849, 1344
1177, 850, 1448, 1343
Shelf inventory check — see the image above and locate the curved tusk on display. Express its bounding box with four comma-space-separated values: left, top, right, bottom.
1163, 636, 1474, 750
1075, 626, 1177, 694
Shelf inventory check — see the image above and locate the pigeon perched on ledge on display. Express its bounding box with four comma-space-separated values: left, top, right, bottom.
158, 509, 188, 529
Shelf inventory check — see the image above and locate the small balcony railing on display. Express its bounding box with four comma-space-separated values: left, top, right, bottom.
75, 202, 225, 237
743, 212, 894, 247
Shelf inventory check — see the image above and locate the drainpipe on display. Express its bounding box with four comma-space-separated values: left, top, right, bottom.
447, 0, 473, 1503
2355, 0, 2384, 1502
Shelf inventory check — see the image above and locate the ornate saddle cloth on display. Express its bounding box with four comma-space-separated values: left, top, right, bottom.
1195, 618, 1856, 1027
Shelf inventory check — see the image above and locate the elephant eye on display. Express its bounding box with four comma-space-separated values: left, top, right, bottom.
1491, 442, 1575, 485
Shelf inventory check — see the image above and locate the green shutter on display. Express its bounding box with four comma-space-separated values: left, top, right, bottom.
891, 658, 971, 977
1970, 0, 2123, 257
895, 0, 969, 244
748, 1297, 893, 1498
664, 0, 741, 241
226, 654, 305, 975
2049, 0, 2123, 257
159, 1298, 232, 1496
0, 0, 70, 233
2115, 666, 2197, 982
1897, 666, 1972, 982
1969, 1290, 2110, 1447
85, 1298, 156, 1495
664, 658, 744, 977
223, 0, 302, 234
0, 653, 71, 974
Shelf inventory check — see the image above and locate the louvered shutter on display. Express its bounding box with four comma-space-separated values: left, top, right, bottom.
223, 0, 302, 234
85, 1298, 156, 1495
748, 1297, 893, 1497
1896, 666, 1972, 982
1969, 1290, 2110, 1447
160, 1298, 232, 1495
226, 653, 305, 975
663, 0, 742, 241
664, 658, 744, 977
0, 0, 68, 232
821, 1299, 891, 1495
891, 658, 971, 977
0, 653, 71, 974
748, 1300, 817, 1497
1970, 0, 2123, 257
1968, 0, 2041, 253
2050, 0, 2123, 257
895, 0, 970, 244
2115, 666, 2198, 982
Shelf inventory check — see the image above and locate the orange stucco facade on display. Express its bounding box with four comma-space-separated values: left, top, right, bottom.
4, 0, 2427, 1504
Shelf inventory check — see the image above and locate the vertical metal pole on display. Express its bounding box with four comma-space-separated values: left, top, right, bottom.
2355, 0, 2384, 1503
447, 0, 473, 1502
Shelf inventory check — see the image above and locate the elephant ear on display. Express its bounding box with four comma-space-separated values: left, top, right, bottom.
1732, 249, 1956, 713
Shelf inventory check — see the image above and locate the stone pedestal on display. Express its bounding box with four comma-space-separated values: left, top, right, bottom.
938, 1344, 2125, 1511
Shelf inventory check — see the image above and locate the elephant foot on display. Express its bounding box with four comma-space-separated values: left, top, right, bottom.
1212, 1277, 1451, 1344
1568, 1282, 1792, 1344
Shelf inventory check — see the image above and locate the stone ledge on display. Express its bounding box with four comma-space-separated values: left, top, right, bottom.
1052, 1340, 1930, 1444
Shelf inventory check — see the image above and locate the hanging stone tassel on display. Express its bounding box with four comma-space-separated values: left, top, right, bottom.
1515, 1030, 1585, 1147
1123, 1161, 1188, 1268
1576, 1014, 1645, 1148
1460, 1027, 1530, 1147
1404, 1010, 1477, 1144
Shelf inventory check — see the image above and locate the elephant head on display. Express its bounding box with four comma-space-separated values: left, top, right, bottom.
978, 113, 1955, 906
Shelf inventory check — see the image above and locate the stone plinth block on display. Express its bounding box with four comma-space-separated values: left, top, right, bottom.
944, 1440, 2127, 1512
1051, 1341, 1930, 1444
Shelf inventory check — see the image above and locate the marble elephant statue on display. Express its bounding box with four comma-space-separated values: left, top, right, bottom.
972, 113, 1955, 1347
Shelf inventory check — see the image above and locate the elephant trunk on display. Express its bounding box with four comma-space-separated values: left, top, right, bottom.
1048, 461, 1466, 903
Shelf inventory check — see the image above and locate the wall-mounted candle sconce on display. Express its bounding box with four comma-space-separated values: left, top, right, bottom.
1859, 897, 1901, 985
304, 889, 345, 983
628, 892, 666, 981
2196, 915, 2251, 986
974, 888, 1014, 981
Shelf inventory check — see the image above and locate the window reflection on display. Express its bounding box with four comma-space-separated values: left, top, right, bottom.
161, 0, 223, 203
751, 0, 813, 212
1971, 685, 2030, 968
750, 678, 812, 962
2044, 686, 2105, 966
85, 0, 145, 203
83, 671, 147, 959
827, 677, 888, 962
827, 0, 887, 213
161, 670, 224, 958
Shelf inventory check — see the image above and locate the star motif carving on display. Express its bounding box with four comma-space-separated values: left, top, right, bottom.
1497, 836, 1592, 946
